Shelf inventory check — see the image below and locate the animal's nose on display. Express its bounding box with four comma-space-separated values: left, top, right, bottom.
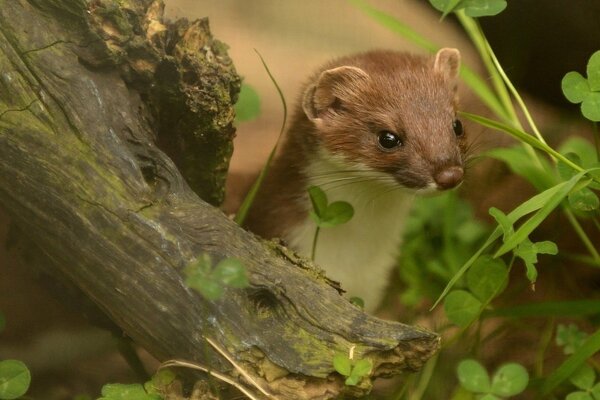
434, 166, 464, 190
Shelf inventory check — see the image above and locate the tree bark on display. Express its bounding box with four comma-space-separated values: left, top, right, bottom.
0, 1, 439, 399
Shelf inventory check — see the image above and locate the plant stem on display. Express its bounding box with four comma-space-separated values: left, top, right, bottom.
535, 318, 555, 377
234, 50, 288, 226
564, 208, 600, 262
311, 226, 320, 261
408, 353, 439, 400
456, 12, 515, 124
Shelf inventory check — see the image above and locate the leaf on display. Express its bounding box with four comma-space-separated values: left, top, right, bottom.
557, 324, 589, 355
444, 290, 481, 328
479, 395, 501, 400
348, 358, 373, 385
486, 300, 600, 319
490, 363, 529, 396
463, 0, 507, 17
559, 138, 599, 168
308, 186, 328, 218
494, 171, 585, 258
513, 239, 558, 284
194, 279, 223, 301
488, 207, 513, 241
183, 254, 225, 300
333, 354, 352, 377
457, 359, 491, 393
558, 153, 583, 181
99, 383, 161, 400
349, 297, 365, 309
0, 360, 31, 400
562, 72, 591, 103
591, 382, 600, 399
566, 392, 593, 400
569, 187, 600, 211
234, 83, 261, 122
542, 328, 600, 395
146, 369, 176, 395
569, 364, 596, 390
587, 50, 600, 91
466, 256, 508, 302
320, 201, 354, 228
581, 92, 600, 122
213, 258, 249, 288
487, 146, 555, 191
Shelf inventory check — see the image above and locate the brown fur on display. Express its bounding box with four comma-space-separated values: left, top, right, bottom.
244, 49, 466, 238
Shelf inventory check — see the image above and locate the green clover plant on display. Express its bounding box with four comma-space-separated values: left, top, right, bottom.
429, 0, 507, 18
457, 359, 529, 399
562, 51, 600, 122
0, 360, 31, 400
333, 351, 373, 386
98, 369, 175, 400
443, 256, 508, 328
566, 364, 600, 400
308, 185, 354, 260
184, 254, 249, 301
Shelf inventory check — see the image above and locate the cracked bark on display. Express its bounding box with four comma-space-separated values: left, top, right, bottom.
0, 0, 440, 399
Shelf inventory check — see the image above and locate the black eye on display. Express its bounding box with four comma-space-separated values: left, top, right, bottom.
378, 131, 402, 149
453, 119, 464, 137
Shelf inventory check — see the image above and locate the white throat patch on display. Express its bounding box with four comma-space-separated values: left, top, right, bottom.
286, 148, 415, 311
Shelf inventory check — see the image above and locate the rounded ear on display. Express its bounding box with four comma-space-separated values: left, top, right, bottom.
302, 66, 370, 121
433, 48, 461, 82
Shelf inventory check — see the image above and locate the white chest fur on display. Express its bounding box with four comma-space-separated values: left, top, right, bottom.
286, 151, 415, 311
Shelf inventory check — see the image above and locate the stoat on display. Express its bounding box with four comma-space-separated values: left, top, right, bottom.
245, 48, 467, 311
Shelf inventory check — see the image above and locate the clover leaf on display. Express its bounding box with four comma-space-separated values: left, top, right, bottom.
457, 359, 529, 399
562, 50, 600, 121
308, 186, 354, 228
429, 0, 507, 18
184, 254, 249, 301
333, 352, 372, 386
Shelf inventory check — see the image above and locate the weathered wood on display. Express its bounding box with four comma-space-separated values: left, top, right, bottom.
0, 0, 439, 398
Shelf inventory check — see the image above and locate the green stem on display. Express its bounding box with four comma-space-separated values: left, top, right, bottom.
311, 226, 320, 261
535, 318, 555, 377
456, 12, 515, 124
564, 208, 600, 262
234, 50, 288, 226
408, 353, 439, 400
483, 39, 547, 146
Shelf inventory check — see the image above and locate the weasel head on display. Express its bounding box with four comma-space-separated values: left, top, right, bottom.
302, 48, 467, 192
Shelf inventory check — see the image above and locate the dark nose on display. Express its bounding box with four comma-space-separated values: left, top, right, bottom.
434, 166, 464, 190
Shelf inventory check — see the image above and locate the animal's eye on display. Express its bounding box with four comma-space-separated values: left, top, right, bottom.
378, 131, 402, 149
453, 119, 464, 137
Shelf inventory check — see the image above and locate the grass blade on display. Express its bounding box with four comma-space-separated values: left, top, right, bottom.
461, 112, 586, 173
541, 328, 600, 395
494, 172, 588, 258
485, 300, 600, 319
234, 50, 288, 225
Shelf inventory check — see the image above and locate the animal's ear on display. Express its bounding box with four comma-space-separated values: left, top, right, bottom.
302, 66, 370, 121
433, 48, 461, 83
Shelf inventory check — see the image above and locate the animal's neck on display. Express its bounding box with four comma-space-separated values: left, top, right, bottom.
286, 149, 415, 310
